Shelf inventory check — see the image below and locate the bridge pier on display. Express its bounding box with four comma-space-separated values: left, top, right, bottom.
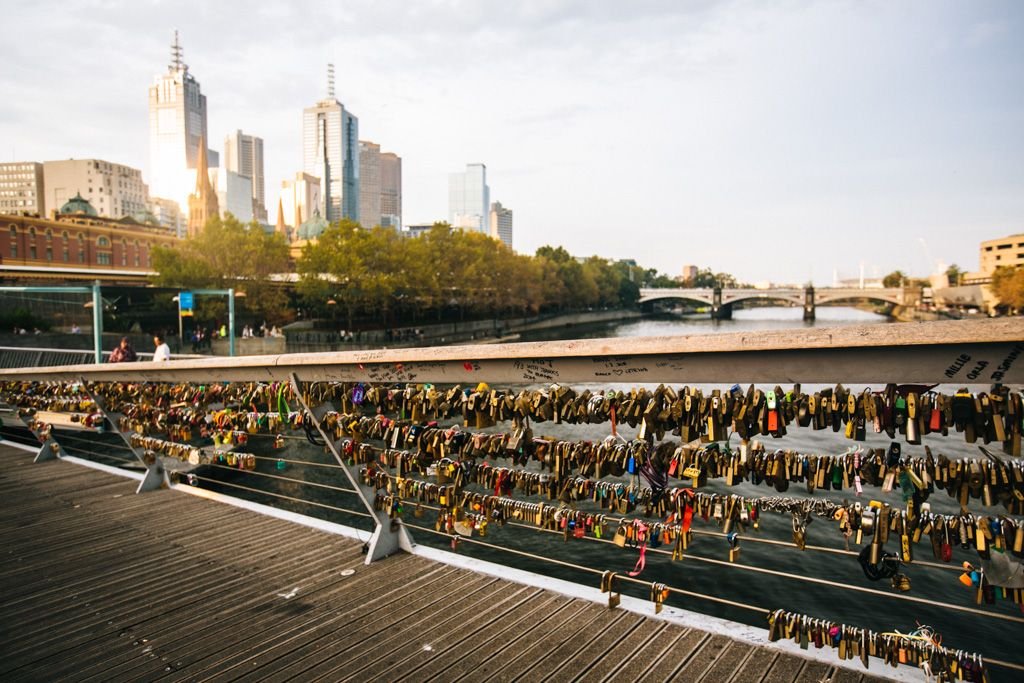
804, 286, 815, 322
710, 288, 733, 320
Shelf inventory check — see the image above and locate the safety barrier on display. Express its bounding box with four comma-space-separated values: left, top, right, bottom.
2, 317, 1023, 681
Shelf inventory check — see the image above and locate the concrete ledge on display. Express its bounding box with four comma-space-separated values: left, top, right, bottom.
2, 318, 1022, 384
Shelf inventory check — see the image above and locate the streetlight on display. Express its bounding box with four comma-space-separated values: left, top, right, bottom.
327, 298, 338, 341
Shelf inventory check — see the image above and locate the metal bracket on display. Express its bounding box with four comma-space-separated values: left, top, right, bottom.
136, 459, 169, 493
13, 408, 69, 463
79, 378, 168, 493
34, 437, 64, 463
289, 373, 415, 564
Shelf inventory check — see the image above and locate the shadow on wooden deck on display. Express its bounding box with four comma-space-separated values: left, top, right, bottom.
0, 444, 886, 683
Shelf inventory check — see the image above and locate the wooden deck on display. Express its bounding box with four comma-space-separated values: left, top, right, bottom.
0, 444, 887, 682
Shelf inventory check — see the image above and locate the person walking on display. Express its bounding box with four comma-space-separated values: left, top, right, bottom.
152, 334, 171, 362
109, 337, 137, 363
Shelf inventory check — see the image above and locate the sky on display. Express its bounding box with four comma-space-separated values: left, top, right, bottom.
1, 0, 1022, 285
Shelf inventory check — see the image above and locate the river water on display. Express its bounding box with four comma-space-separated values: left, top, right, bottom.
519, 305, 891, 342
37, 306, 1021, 679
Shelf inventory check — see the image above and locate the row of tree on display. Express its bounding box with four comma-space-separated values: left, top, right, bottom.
151, 216, 1024, 322
150, 216, 702, 325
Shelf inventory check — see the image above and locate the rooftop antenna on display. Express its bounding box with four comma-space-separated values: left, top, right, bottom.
327, 63, 335, 99
170, 29, 186, 72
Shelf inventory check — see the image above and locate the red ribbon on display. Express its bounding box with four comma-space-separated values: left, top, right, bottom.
628, 522, 649, 577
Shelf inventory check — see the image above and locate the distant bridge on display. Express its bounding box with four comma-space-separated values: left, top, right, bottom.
638, 286, 919, 320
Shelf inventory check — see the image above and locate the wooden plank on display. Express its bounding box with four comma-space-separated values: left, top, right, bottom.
355, 585, 542, 683
629, 629, 703, 683
186, 561, 454, 682
533, 612, 643, 683
423, 596, 586, 683
1, 318, 1020, 384
762, 652, 807, 682
671, 633, 735, 679
0, 519, 301, 623
797, 660, 833, 682
413, 593, 568, 682
464, 602, 598, 679
124, 558, 447, 683
68, 546, 368, 682
1, 530, 332, 672
727, 648, 779, 683
698, 640, 755, 682
227, 572, 502, 683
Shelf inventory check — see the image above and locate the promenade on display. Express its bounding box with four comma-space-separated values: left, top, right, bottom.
0, 443, 884, 683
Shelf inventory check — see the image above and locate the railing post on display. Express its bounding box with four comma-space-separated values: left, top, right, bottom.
289, 373, 415, 564
79, 378, 168, 493
91, 280, 103, 364
228, 288, 236, 357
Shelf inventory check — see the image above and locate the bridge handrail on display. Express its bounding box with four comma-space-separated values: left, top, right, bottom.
1, 318, 1021, 384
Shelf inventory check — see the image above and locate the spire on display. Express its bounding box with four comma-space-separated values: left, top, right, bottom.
275, 197, 288, 239
327, 63, 335, 99
194, 138, 212, 194
170, 30, 187, 72
188, 136, 219, 237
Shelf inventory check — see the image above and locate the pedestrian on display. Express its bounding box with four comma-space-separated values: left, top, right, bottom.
152, 334, 171, 362
109, 337, 137, 363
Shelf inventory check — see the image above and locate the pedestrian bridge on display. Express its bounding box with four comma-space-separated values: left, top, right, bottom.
1, 319, 1022, 681
638, 287, 916, 320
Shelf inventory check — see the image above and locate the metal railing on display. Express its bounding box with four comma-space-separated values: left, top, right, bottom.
0, 346, 202, 369
2, 317, 1023, 681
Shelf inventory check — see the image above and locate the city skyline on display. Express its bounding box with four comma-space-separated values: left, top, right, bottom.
1, 1, 1022, 284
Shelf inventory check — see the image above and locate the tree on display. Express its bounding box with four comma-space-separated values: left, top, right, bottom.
991, 266, 1024, 313
946, 264, 963, 287
882, 270, 906, 288
296, 219, 373, 328
150, 214, 291, 321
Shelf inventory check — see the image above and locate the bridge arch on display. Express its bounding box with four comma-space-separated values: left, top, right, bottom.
815, 291, 902, 307
721, 289, 805, 307
637, 289, 715, 306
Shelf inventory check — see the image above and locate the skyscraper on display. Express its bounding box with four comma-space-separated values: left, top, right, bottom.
489, 201, 513, 248
358, 140, 381, 228
303, 64, 359, 223
215, 167, 254, 223
380, 152, 402, 230
224, 130, 266, 222
448, 163, 489, 233
148, 31, 217, 210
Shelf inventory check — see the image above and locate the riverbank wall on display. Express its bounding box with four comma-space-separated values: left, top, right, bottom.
282, 309, 645, 352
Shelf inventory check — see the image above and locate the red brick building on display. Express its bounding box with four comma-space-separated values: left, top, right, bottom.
1, 194, 182, 283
